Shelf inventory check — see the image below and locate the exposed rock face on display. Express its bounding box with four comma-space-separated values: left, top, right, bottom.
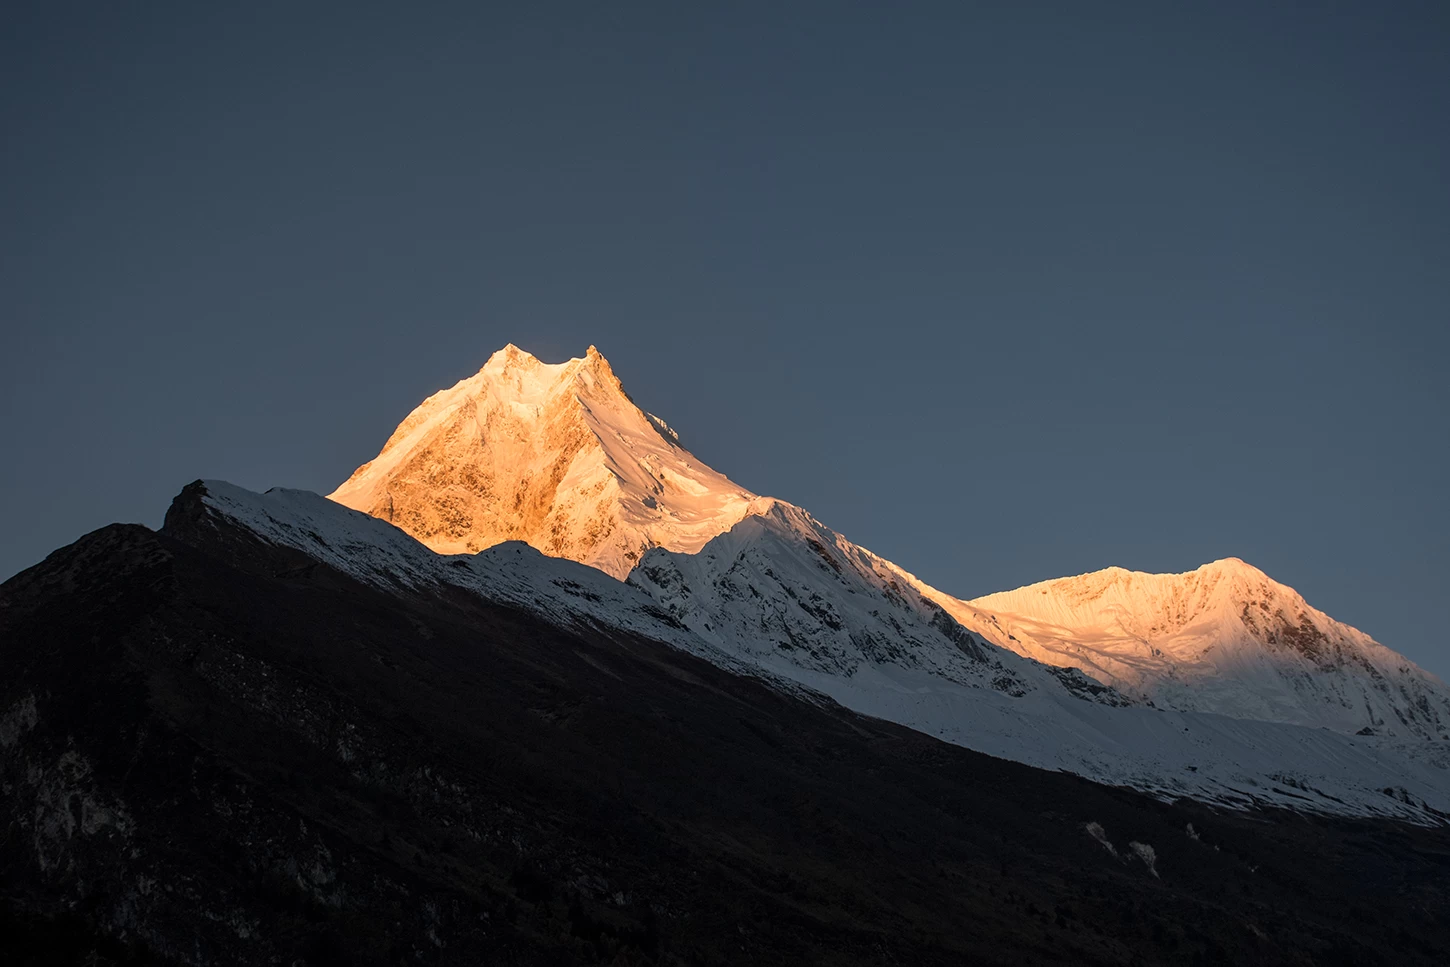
329, 345, 756, 577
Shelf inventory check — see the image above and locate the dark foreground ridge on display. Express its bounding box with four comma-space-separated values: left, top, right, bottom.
2, 485, 1448, 964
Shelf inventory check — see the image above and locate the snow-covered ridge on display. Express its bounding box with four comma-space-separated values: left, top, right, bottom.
329, 344, 757, 578
191, 480, 725, 664
628, 496, 1125, 706
634, 498, 1025, 688
948, 559, 1450, 739
185, 480, 1450, 823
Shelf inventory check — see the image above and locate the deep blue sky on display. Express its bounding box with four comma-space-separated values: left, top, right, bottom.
3, 3, 1447, 671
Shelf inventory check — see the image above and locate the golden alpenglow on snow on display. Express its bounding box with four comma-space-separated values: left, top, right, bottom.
958, 558, 1450, 738
330, 344, 1450, 748
329, 345, 757, 578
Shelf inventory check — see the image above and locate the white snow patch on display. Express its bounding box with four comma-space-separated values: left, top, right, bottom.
1128, 841, 1159, 877
1085, 822, 1118, 857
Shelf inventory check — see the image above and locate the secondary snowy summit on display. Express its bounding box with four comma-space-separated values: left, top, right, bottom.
958, 559, 1450, 738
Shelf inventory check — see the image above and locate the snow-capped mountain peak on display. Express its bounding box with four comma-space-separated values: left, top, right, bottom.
960, 559, 1450, 738
329, 345, 757, 578
972, 557, 1290, 642
328, 344, 1449, 743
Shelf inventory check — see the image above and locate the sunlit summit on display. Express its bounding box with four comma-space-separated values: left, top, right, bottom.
314, 344, 1450, 818
330, 345, 757, 578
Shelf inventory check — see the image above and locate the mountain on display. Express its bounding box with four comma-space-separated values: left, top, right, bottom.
6, 343, 1450, 962
329, 345, 756, 578
165, 481, 1450, 822
330, 345, 1450, 745
955, 560, 1450, 739
8, 488, 1450, 964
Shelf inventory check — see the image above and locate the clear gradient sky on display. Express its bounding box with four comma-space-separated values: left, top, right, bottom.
3, 3, 1447, 671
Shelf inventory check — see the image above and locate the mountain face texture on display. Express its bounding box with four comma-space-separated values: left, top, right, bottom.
5, 488, 1450, 965
630, 498, 1031, 688
333, 346, 1450, 744
329, 345, 756, 578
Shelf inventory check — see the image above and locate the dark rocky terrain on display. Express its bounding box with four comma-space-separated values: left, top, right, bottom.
2, 485, 1449, 965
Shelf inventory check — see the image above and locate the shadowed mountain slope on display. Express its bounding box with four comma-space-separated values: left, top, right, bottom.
4, 485, 1450, 964
177, 481, 1450, 819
